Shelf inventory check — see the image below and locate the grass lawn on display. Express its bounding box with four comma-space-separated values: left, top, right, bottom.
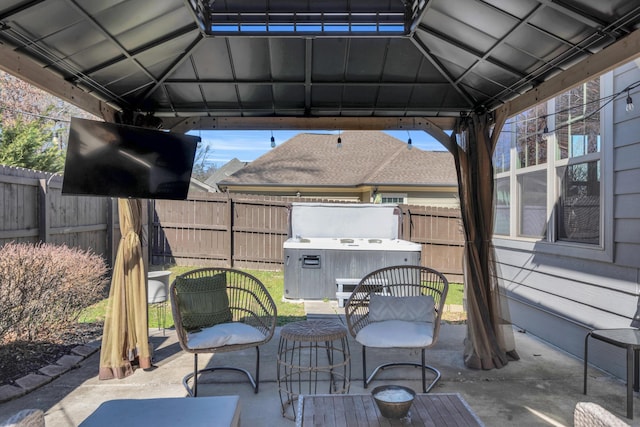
447, 282, 464, 306
80, 266, 465, 328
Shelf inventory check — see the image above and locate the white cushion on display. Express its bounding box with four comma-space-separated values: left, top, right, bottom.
355, 320, 434, 348
187, 322, 265, 349
369, 294, 435, 323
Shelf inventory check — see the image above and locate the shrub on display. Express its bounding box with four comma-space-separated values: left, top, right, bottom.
0, 242, 108, 342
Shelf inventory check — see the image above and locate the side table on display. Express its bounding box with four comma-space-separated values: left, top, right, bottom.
584, 328, 640, 419
277, 319, 350, 420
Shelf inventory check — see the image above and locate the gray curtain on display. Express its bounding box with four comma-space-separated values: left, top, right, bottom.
451, 113, 520, 369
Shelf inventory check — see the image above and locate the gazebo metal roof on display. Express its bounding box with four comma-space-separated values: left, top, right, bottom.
1, 0, 639, 134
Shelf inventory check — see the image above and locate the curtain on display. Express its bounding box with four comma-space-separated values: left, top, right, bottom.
99, 198, 151, 379
451, 113, 520, 370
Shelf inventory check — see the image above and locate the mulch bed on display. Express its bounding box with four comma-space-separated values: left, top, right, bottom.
0, 322, 103, 386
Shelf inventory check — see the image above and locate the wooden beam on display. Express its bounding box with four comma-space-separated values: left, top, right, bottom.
0, 43, 119, 122
164, 115, 456, 151
497, 28, 640, 118
417, 118, 454, 153
163, 115, 456, 133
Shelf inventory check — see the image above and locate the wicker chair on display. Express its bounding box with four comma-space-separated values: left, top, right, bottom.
170, 268, 277, 396
345, 265, 448, 393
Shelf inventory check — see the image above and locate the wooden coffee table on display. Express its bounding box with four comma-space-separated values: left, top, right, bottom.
297, 392, 484, 426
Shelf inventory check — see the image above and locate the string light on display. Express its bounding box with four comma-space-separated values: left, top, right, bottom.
511, 79, 640, 136
539, 115, 552, 139
0, 104, 70, 123
270, 131, 276, 148
406, 130, 413, 150
52, 130, 60, 148
337, 130, 342, 148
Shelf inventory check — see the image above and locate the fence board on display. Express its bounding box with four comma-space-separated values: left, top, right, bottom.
150, 195, 464, 280
0, 164, 464, 280
151, 195, 231, 266
0, 166, 112, 266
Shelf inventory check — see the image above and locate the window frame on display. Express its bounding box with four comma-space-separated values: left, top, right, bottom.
379, 193, 407, 204
492, 71, 614, 263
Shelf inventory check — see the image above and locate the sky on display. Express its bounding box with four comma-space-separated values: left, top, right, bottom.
189, 129, 447, 167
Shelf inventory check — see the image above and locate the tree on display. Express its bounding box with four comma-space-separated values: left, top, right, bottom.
191, 143, 218, 181
0, 116, 65, 172
0, 70, 98, 171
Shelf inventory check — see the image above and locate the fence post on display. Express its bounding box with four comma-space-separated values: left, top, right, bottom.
401, 206, 412, 241
38, 179, 50, 243
227, 195, 234, 268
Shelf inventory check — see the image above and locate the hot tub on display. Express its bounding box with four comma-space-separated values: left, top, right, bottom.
283, 203, 421, 300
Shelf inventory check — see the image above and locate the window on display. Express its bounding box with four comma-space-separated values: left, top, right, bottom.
494, 177, 510, 235
380, 193, 406, 204
557, 161, 600, 244
516, 104, 548, 169
518, 170, 547, 238
493, 119, 513, 174
493, 77, 603, 247
555, 80, 601, 160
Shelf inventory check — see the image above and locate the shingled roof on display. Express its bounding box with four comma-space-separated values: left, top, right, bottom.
218, 131, 457, 188
204, 158, 249, 191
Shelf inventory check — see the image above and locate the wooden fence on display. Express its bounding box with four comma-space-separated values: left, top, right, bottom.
401, 205, 465, 281
0, 166, 115, 266
0, 166, 464, 281
151, 193, 464, 281
150, 193, 290, 270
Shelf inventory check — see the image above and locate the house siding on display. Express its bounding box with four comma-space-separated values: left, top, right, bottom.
495, 62, 640, 380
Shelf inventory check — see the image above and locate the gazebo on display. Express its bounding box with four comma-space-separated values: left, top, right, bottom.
1, 0, 638, 374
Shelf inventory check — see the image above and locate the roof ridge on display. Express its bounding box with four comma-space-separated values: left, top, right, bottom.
362, 144, 405, 183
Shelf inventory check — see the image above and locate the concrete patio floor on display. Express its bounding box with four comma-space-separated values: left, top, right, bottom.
0, 301, 637, 426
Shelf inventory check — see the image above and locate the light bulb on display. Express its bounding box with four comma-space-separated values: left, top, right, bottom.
626, 92, 634, 112
270, 135, 276, 148
407, 137, 413, 150
336, 136, 342, 148
540, 115, 550, 138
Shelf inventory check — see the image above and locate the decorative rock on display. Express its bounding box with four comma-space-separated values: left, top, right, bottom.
71, 345, 98, 357
39, 364, 71, 377
85, 339, 102, 350
55, 354, 83, 368
0, 384, 26, 402
0, 337, 102, 403
15, 374, 52, 392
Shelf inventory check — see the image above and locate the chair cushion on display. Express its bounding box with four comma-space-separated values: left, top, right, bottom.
369, 294, 435, 323
174, 273, 232, 332
187, 322, 266, 349
356, 320, 434, 348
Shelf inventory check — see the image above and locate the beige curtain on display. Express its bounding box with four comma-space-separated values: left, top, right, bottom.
451, 113, 520, 370
99, 198, 151, 379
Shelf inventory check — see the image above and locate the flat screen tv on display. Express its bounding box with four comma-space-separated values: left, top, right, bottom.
62, 117, 200, 200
